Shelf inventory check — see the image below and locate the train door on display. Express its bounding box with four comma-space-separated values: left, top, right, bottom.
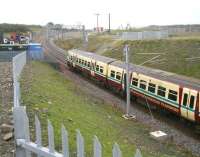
199, 92, 200, 120
181, 88, 197, 121
72, 56, 76, 67
91, 61, 95, 76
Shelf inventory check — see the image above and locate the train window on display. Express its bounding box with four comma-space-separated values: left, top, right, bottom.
76, 58, 78, 62
111, 70, 115, 78
139, 80, 147, 90
183, 93, 188, 106
87, 62, 90, 67
132, 78, 138, 86
116, 72, 121, 80
168, 90, 177, 101
148, 83, 156, 93
189, 95, 195, 109
157, 86, 166, 97
82, 60, 84, 65
96, 65, 99, 71
99, 66, 104, 73
79, 59, 81, 64
84, 61, 87, 66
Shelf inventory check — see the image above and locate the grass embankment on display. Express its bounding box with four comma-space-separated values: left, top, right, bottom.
54, 35, 113, 53
21, 61, 195, 157
55, 35, 200, 79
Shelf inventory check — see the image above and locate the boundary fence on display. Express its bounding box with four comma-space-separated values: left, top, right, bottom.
12, 51, 143, 157
121, 30, 169, 40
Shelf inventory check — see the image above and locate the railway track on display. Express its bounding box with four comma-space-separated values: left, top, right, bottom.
43, 39, 66, 64
41, 37, 200, 156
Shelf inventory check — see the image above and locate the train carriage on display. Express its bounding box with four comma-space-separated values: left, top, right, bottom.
67, 49, 94, 75
130, 72, 180, 115
107, 61, 125, 92
66, 49, 200, 123
90, 54, 116, 84
131, 64, 200, 122
67, 49, 116, 82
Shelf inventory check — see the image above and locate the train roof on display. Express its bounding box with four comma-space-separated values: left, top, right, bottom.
133, 65, 200, 91
110, 60, 134, 71
70, 49, 200, 91
111, 60, 200, 90
71, 49, 116, 63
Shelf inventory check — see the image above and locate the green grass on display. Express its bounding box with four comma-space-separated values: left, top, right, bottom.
20, 61, 196, 157
103, 39, 200, 79
55, 35, 113, 52
55, 35, 200, 80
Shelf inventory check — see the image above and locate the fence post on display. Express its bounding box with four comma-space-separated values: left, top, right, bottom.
76, 130, 84, 157
93, 136, 102, 157
62, 125, 69, 157
14, 106, 31, 157
134, 149, 142, 157
35, 115, 42, 157
112, 143, 121, 157
47, 120, 55, 153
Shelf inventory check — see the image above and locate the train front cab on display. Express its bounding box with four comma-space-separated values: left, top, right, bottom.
66, 50, 74, 67
180, 88, 199, 122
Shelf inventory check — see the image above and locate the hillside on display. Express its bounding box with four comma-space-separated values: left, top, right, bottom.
0, 23, 42, 33
55, 35, 200, 79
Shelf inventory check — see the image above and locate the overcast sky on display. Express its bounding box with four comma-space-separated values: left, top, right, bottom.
0, 0, 199, 29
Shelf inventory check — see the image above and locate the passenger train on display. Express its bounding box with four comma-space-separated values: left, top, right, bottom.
66, 49, 200, 123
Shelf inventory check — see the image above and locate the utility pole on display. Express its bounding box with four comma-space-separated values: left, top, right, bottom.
108, 13, 111, 33
125, 44, 130, 116
123, 45, 135, 119
94, 13, 100, 32
82, 25, 88, 48
46, 26, 49, 40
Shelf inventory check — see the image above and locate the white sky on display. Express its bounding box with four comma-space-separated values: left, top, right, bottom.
0, 0, 199, 29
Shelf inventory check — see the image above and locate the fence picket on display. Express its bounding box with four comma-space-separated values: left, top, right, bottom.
35, 115, 42, 157
35, 115, 42, 147
112, 143, 122, 157
76, 130, 84, 157
62, 125, 69, 157
23, 108, 31, 157
48, 120, 55, 153
134, 149, 142, 157
93, 136, 102, 157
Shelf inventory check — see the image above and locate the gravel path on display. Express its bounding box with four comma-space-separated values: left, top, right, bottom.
0, 62, 14, 157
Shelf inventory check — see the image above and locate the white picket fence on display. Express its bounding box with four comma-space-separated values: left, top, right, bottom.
12, 51, 143, 157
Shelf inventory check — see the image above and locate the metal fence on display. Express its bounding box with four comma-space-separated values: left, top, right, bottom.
13, 51, 26, 107
12, 51, 143, 157
0, 51, 22, 62
121, 30, 169, 40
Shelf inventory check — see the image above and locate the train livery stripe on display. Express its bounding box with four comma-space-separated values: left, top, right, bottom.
107, 77, 121, 83
181, 105, 195, 112
130, 85, 179, 108
95, 71, 106, 77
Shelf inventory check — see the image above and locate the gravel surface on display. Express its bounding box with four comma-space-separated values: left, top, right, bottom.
43, 38, 200, 156
0, 62, 14, 157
